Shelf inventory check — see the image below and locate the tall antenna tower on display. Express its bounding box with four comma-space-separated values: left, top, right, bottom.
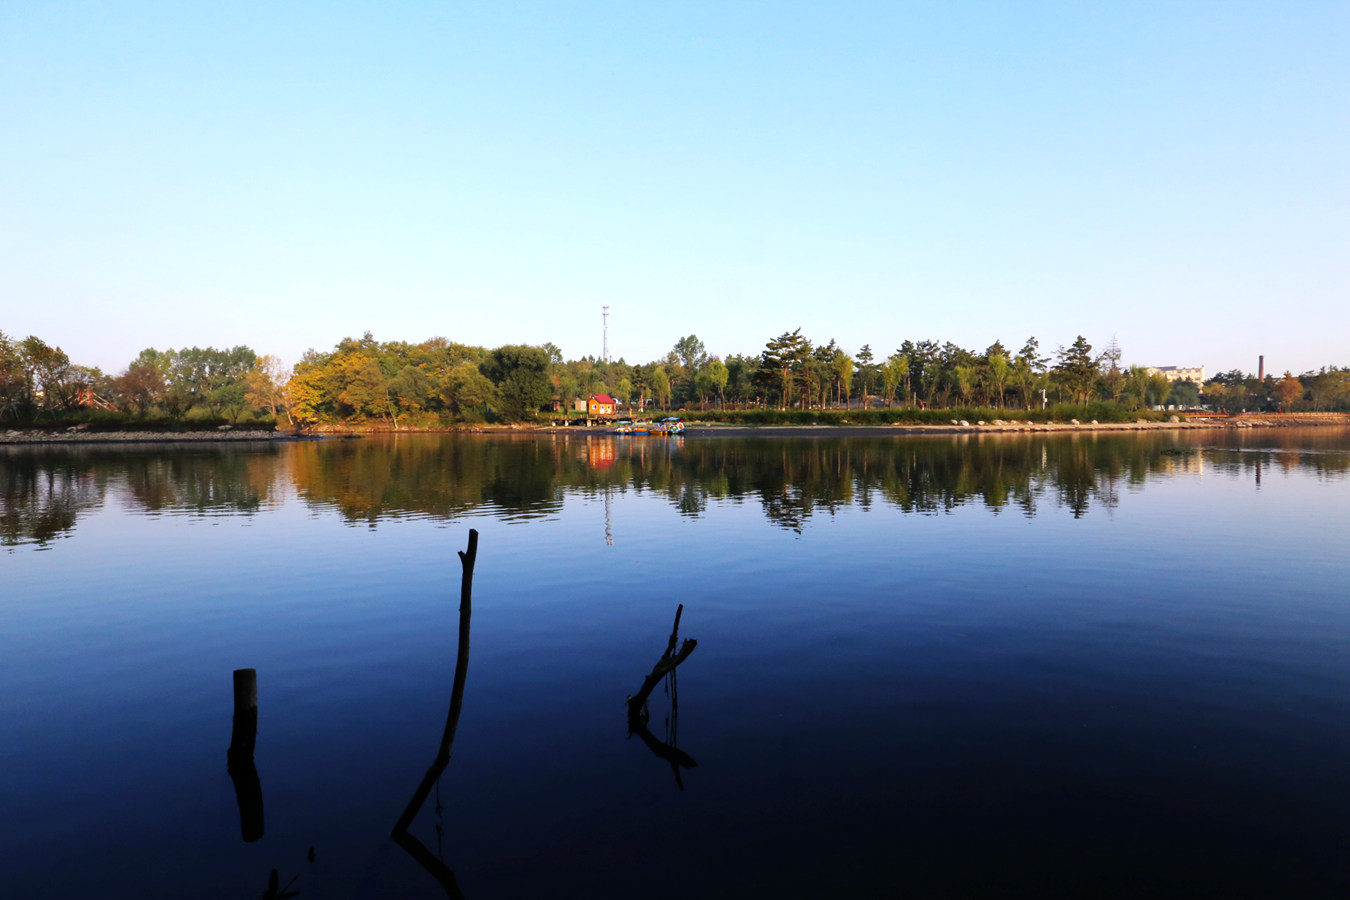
602, 304, 610, 363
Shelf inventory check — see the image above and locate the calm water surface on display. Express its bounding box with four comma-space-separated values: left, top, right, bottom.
3, 429, 1349, 898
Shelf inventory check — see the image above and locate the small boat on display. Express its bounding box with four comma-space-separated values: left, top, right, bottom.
612, 417, 683, 436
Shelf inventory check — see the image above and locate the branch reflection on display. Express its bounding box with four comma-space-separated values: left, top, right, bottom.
390, 528, 477, 898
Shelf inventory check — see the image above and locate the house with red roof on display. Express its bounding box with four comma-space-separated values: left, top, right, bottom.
585, 393, 617, 416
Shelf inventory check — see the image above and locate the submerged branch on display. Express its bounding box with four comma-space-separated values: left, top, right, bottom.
626, 604, 699, 788
627, 603, 697, 718
392, 528, 477, 836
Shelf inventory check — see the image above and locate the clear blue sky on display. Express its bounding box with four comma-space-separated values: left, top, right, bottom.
2, 1, 1345, 378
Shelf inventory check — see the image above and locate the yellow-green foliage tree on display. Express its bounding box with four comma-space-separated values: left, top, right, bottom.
1273, 372, 1304, 409
288, 333, 493, 426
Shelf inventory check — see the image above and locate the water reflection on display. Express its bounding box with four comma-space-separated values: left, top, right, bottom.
0, 452, 106, 548
0, 444, 282, 549
3, 430, 1349, 547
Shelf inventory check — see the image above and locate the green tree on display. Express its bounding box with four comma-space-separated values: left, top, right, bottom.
647, 363, 671, 409
480, 345, 553, 420
387, 364, 433, 426
337, 356, 396, 425
1052, 336, 1098, 404
673, 335, 707, 375
761, 329, 809, 409
1146, 372, 1172, 408
693, 368, 716, 410
444, 361, 498, 418
1096, 337, 1124, 402
0, 331, 33, 420
613, 375, 633, 406
706, 358, 729, 408
244, 355, 293, 424
854, 344, 877, 409
20, 336, 75, 411
725, 354, 754, 407
882, 353, 910, 406
1168, 378, 1201, 408
832, 350, 854, 408
1306, 368, 1350, 411
1122, 366, 1151, 410
985, 342, 1009, 407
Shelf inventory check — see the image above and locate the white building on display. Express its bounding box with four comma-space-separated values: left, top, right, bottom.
1145, 365, 1205, 385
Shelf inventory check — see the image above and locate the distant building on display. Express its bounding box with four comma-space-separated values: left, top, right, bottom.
1145, 365, 1205, 385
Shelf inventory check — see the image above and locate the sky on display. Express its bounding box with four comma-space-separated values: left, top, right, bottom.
2, 1, 1346, 379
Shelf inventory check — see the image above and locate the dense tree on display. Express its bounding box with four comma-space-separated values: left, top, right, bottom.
114, 363, 167, 413
444, 361, 497, 418
20, 337, 77, 411
480, 345, 552, 420
693, 367, 716, 410
1122, 366, 1151, 410
831, 350, 854, 407
705, 358, 729, 408
882, 353, 909, 406
23, 320, 1350, 428
0, 331, 29, 421
646, 363, 671, 408
1096, 337, 1124, 402
985, 342, 1009, 407
1053, 336, 1098, 404
854, 344, 877, 409
1305, 368, 1350, 411
1145, 372, 1173, 408
1011, 338, 1048, 410
673, 335, 707, 377
1167, 379, 1200, 408
761, 329, 809, 409
1273, 372, 1303, 409
724, 354, 755, 406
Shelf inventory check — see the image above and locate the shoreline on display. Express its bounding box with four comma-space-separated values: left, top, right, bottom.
670, 414, 1350, 438
4, 414, 1347, 444
0, 428, 294, 445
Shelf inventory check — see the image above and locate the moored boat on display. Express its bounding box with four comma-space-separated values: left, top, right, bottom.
612, 417, 683, 436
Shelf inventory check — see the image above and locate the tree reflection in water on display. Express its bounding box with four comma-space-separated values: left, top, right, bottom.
1, 443, 281, 548
3, 430, 1348, 544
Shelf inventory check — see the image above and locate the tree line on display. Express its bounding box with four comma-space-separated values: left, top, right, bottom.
3, 326, 1349, 427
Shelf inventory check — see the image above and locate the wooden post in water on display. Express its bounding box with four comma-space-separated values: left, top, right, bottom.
392, 528, 478, 837
227, 667, 264, 842
230, 668, 258, 757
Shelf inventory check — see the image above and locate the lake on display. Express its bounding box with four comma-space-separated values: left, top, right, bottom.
3, 428, 1349, 898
